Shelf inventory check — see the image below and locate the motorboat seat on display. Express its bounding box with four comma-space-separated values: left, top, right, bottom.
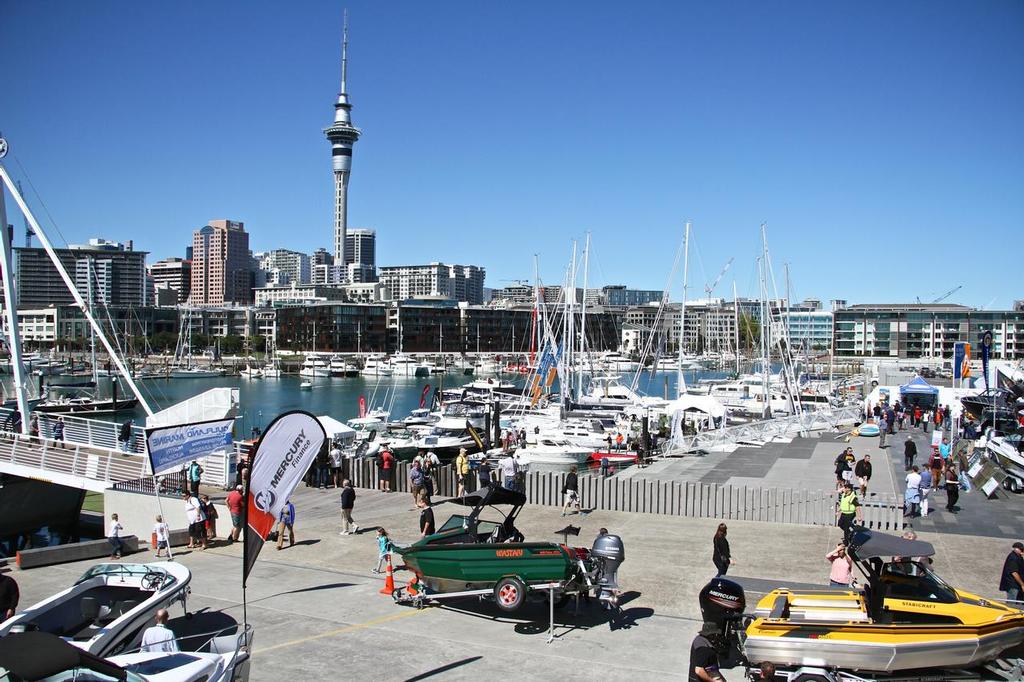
487, 526, 508, 543
769, 595, 790, 620
115, 600, 141, 617
80, 597, 112, 626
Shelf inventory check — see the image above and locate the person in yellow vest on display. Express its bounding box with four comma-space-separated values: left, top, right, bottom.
455, 448, 470, 497
836, 482, 862, 543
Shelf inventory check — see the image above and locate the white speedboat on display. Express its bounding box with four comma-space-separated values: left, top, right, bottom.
389, 354, 427, 377
0, 627, 252, 682
0, 562, 192, 658
508, 437, 591, 466
299, 380, 313, 391
262, 365, 282, 378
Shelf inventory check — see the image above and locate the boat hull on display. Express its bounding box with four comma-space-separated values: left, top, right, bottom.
398, 542, 574, 592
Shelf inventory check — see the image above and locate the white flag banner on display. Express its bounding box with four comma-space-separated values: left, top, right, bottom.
244, 410, 326, 584
145, 418, 235, 476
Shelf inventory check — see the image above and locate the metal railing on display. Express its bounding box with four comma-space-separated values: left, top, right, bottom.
0, 407, 238, 490
341, 457, 903, 530
0, 433, 147, 491
662, 405, 863, 455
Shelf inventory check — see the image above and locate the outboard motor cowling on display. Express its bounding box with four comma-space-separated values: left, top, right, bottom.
699, 578, 746, 654
591, 534, 625, 603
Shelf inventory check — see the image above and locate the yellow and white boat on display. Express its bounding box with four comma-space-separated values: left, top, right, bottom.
702, 529, 1024, 674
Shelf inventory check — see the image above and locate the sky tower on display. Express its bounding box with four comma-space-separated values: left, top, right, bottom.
324, 12, 361, 264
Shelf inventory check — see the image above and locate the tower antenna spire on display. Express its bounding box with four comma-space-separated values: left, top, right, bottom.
341, 9, 349, 94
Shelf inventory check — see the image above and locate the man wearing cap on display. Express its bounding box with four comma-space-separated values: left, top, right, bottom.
688, 623, 725, 681
999, 543, 1024, 604
226, 484, 244, 544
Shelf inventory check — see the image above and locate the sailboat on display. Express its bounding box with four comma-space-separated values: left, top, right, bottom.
262, 334, 282, 378
239, 333, 263, 378
169, 308, 225, 378
33, 260, 139, 414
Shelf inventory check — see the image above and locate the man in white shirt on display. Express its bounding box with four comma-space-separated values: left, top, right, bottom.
498, 455, 517, 490
140, 609, 179, 653
329, 442, 343, 488
904, 465, 923, 518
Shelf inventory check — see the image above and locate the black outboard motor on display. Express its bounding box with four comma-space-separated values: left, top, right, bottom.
699, 578, 746, 654
591, 533, 625, 605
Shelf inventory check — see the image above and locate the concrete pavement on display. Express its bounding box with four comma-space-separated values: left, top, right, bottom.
9, 479, 1024, 681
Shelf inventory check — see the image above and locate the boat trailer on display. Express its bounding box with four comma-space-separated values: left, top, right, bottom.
746, 657, 1024, 681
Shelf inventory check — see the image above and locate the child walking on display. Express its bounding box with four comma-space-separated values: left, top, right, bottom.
153, 515, 170, 558
373, 528, 392, 574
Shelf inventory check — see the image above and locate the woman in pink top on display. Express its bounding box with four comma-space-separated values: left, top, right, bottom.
826, 542, 853, 587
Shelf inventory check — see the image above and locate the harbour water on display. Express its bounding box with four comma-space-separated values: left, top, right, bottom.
112, 366, 738, 432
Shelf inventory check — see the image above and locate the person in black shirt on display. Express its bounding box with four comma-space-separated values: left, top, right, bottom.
712, 523, 732, 576
903, 436, 917, 471
418, 495, 435, 538
0, 570, 18, 622
854, 454, 872, 496
477, 458, 492, 489
561, 466, 580, 516
999, 542, 1024, 603
688, 626, 725, 681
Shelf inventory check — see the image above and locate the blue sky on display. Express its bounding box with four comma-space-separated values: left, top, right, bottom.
1, 1, 1021, 308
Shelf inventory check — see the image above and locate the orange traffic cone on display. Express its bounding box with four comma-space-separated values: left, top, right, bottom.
379, 552, 396, 595
406, 575, 419, 596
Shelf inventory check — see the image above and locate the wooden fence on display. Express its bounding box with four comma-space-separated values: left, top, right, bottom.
341, 459, 904, 532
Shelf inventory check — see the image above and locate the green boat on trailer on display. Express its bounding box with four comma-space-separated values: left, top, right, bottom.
394, 486, 624, 613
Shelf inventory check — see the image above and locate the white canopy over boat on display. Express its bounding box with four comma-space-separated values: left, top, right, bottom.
665, 394, 728, 420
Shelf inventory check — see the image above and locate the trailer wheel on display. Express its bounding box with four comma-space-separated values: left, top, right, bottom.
494, 577, 526, 612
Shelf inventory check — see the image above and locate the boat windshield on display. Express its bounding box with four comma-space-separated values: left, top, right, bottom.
438, 514, 502, 538
76, 564, 176, 590
881, 560, 958, 603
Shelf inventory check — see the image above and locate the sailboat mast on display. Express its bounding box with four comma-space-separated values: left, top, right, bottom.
87, 257, 98, 384
676, 221, 690, 396
577, 233, 590, 398
733, 280, 740, 376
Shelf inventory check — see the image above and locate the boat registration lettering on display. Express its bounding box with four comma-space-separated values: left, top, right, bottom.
496, 549, 524, 558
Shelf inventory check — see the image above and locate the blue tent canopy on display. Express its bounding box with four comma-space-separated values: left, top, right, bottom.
899, 376, 939, 396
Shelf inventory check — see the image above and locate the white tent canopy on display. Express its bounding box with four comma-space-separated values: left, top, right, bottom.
665, 394, 728, 420
317, 415, 356, 443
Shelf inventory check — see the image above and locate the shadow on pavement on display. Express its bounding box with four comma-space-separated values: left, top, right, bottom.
403, 656, 483, 681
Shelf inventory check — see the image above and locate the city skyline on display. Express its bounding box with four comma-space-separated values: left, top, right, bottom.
1, 2, 1021, 309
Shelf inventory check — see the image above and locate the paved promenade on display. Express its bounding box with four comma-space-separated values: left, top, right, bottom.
11, 480, 1023, 681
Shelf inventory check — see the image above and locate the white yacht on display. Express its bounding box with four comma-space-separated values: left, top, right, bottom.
483, 437, 591, 467
599, 352, 640, 373
390, 354, 430, 377
169, 367, 225, 379
299, 354, 331, 378
239, 365, 263, 379
360, 355, 394, 377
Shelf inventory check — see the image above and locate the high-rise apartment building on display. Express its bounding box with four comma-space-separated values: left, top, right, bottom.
256, 249, 311, 287
149, 257, 192, 304
343, 228, 375, 270
189, 220, 252, 306
379, 263, 485, 304
14, 239, 147, 309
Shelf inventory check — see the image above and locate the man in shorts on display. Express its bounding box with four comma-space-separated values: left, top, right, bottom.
226, 484, 244, 544
378, 446, 394, 492
329, 440, 343, 489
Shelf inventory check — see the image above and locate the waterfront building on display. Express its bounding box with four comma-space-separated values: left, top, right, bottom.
17, 308, 58, 346
183, 306, 255, 339
342, 281, 388, 304
833, 303, 1024, 360
14, 239, 147, 309
256, 249, 311, 287
149, 257, 192, 303
189, 220, 253, 306
779, 310, 834, 352
324, 18, 361, 262
276, 303, 388, 354
378, 263, 485, 304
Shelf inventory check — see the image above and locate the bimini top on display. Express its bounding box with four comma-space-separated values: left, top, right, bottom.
0, 631, 127, 681
848, 528, 935, 560
439, 485, 527, 508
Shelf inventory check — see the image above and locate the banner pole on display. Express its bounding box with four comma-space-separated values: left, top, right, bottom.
153, 474, 175, 561
242, 463, 249, 631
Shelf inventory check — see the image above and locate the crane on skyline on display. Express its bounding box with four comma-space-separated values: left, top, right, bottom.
915, 284, 962, 305
705, 257, 734, 298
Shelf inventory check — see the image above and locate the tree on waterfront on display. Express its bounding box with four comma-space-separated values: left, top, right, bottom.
738, 313, 761, 351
